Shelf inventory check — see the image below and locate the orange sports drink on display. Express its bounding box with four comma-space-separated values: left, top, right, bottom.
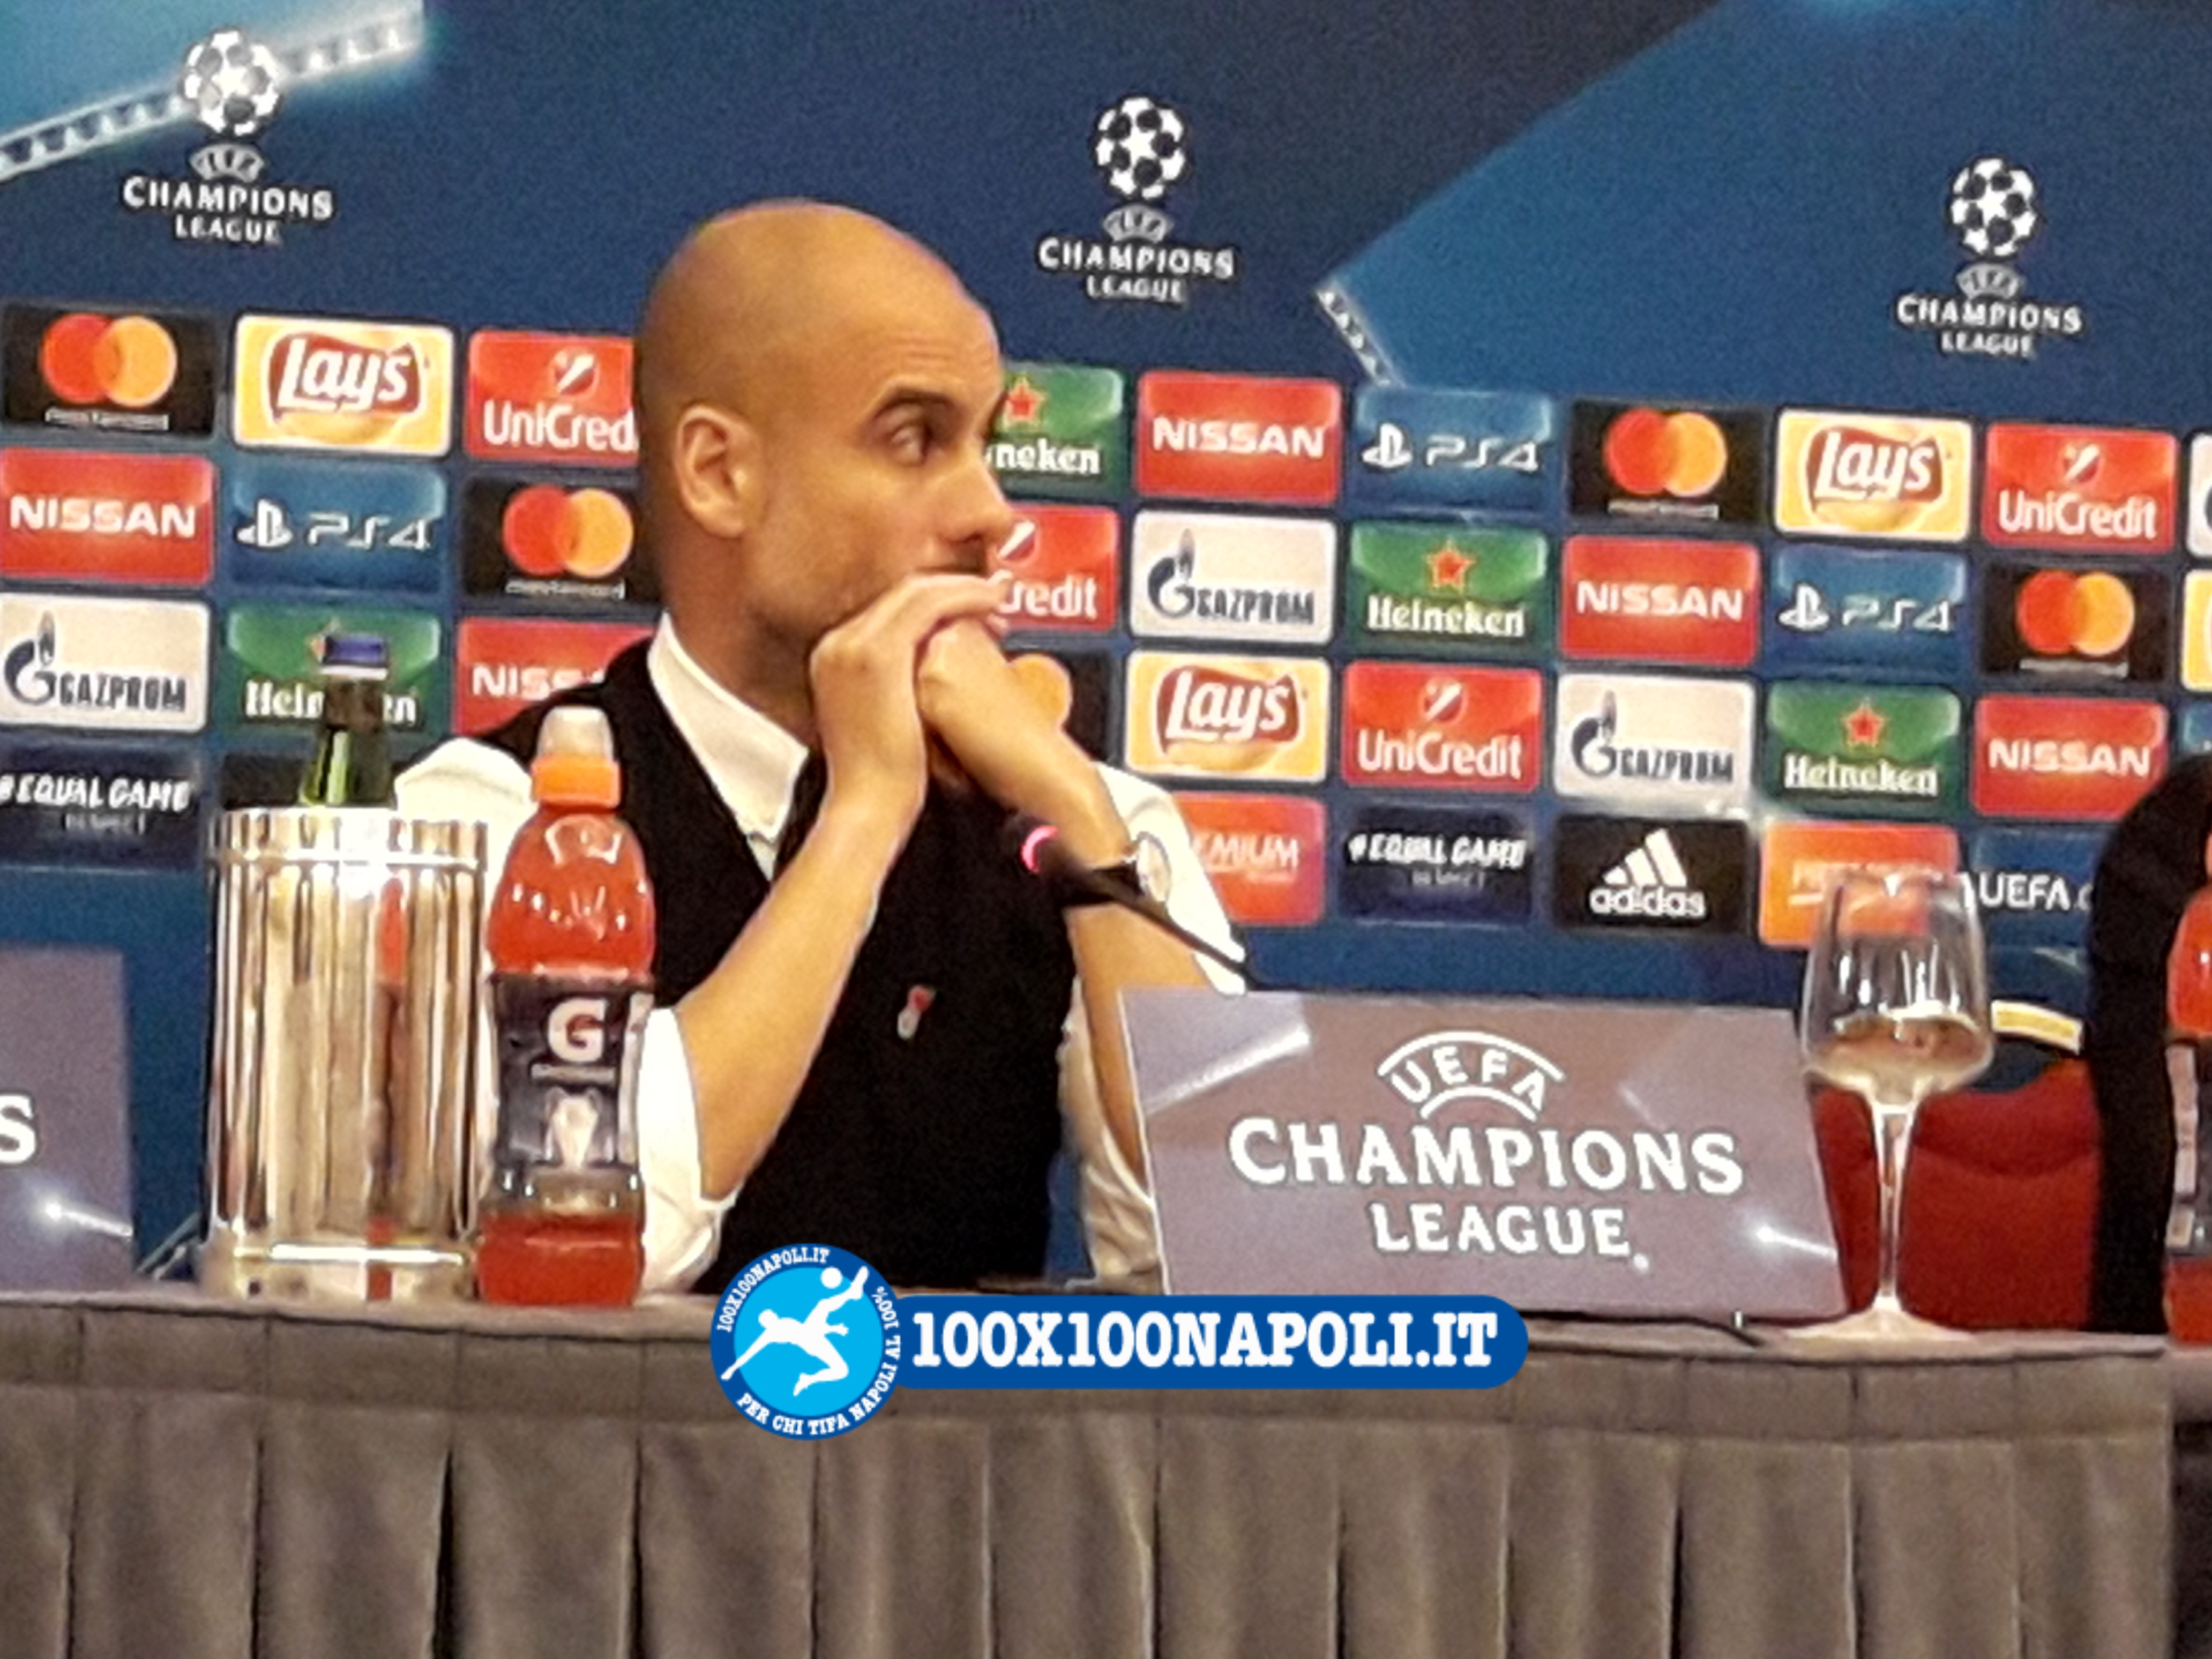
2166, 834, 2212, 1341
476, 706, 655, 1306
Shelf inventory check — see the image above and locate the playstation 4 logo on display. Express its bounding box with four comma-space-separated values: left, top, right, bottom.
1775, 583, 1955, 635
1361, 422, 1414, 472
1359, 421, 1541, 475
237, 498, 437, 553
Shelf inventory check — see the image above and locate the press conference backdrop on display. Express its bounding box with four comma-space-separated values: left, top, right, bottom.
1, 0, 2207, 1250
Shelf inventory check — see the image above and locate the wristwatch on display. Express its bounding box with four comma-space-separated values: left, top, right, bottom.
1062, 830, 1172, 908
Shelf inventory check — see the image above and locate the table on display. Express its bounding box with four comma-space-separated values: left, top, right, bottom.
0, 1292, 2172, 1659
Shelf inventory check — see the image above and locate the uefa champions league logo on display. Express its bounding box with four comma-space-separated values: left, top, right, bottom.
1947, 156, 2038, 265
181, 29, 286, 139
1890, 152, 2083, 360
117, 26, 361, 247
1035, 93, 1238, 307
712, 1246, 902, 1438
1094, 95, 1186, 230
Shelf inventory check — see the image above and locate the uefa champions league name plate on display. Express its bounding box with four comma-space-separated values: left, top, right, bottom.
1127, 988, 1845, 1319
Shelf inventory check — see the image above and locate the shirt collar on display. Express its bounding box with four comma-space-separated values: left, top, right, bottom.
645, 615, 810, 850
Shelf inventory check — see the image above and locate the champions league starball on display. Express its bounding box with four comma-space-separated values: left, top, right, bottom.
1947, 156, 2038, 261
181, 29, 285, 139
1094, 96, 1187, 203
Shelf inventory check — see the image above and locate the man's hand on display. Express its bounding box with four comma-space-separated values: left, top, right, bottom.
809, 574, 1006, 832
917, 618, 1122, 855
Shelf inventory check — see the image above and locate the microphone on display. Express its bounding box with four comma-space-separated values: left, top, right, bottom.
1006, 814, 1253, 984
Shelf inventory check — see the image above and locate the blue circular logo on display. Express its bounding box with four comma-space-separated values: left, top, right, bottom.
710, 1246, 901, 1438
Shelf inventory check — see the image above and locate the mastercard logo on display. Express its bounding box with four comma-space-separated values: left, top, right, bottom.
39, 313, 178, 409
2013, 570, 2135, 658
1602, 408, 1727, 499
500, 484, 634, 579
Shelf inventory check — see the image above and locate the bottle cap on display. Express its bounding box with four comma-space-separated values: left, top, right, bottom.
532, 706, 621, 807
317, 632, 390, 678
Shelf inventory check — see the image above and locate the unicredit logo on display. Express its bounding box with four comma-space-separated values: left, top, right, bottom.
1155, 664, 1300, 745
467, 333, 638, 465
267, 334, 422, 417
1352, 726, 1527, 782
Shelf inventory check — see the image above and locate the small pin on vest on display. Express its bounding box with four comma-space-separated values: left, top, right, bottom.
896, 985, 935, 1042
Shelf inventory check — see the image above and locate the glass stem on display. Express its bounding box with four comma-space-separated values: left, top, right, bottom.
1869, 1101, 1916, 1317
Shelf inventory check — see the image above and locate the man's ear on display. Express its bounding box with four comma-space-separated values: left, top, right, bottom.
670, 403, 759, 539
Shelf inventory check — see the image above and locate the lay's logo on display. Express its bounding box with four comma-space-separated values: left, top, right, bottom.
232, 315, 453, 458
1156, 663, 1302, 746
1773, 411, 1972, 542
1123, 652, 1329, 782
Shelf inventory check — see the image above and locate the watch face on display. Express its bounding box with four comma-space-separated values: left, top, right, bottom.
1133, 830, 1172, 903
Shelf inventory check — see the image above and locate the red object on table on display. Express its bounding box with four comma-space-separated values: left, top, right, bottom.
1811, 1059, 2101, 1330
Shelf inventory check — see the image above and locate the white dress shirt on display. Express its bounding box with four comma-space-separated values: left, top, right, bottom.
398, 617, 1241, 1291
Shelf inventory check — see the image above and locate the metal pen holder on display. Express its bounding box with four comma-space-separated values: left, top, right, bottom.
201, 808, 487, 1300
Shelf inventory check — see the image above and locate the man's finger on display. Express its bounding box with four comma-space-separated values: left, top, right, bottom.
835, 572, 1005, 653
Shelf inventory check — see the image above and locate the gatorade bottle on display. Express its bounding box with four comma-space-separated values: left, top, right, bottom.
477, 706, 654, 1306
2165, 832, 2212, 1340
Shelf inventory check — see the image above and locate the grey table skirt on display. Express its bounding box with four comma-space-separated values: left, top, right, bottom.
0, 1292, 2174, 1659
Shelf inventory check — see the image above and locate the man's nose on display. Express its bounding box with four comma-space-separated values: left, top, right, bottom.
947, 449, 1017, 570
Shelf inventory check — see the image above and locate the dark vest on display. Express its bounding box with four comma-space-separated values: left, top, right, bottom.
483, 642, 1078, 1292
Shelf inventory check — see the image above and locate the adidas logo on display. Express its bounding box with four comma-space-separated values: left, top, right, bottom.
1590, 829, 1708, 921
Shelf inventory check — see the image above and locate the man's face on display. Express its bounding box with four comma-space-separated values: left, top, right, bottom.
739, 272, 1014, 651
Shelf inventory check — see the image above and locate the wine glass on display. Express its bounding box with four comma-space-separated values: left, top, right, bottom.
1797, 867, 1994, 1341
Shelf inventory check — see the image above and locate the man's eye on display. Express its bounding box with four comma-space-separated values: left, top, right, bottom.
889, 423, 931, 461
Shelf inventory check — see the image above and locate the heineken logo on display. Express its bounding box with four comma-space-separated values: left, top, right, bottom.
985, 362, 1127, 499
1347, 523, 1549, 656
1763, 683, 1961, 811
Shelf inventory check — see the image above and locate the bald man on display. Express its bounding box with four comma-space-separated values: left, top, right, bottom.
401, 202, 1238, 1294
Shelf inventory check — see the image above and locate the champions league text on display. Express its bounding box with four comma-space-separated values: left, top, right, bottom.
902, 1295, 1528, 1389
